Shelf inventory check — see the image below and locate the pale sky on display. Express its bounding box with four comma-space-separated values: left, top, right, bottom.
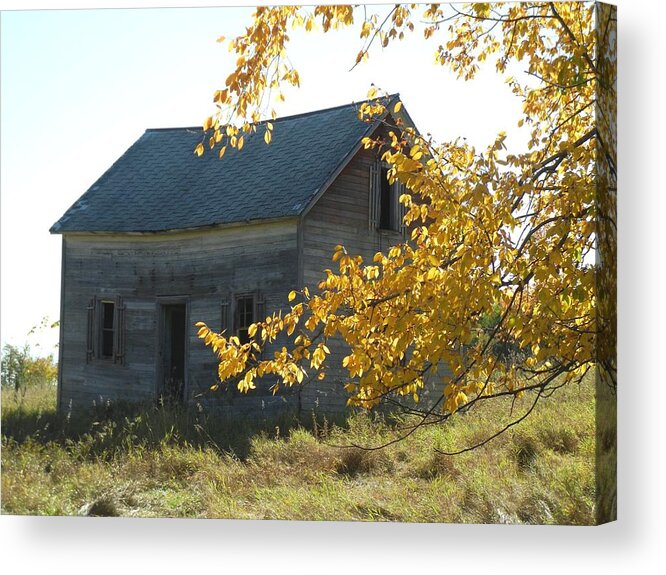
1, 3, 525, 356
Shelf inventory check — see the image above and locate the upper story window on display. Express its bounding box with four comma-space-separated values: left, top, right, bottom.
379, 166, 394, 230
369, 160, 406, 235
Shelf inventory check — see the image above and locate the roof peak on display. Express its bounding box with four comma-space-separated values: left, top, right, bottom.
145, 93, 400, 133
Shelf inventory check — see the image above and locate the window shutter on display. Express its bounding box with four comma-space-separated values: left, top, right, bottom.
368, 160, 381, 230
397, 181, 407, 238
86, 297, 95, 362
256, 293, 265, 358
232, 297, 239, 335
113, 296, 126, 365
390, 181, 398, 232
220, 298, 230, 334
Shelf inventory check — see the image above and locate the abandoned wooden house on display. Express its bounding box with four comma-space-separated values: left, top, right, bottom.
51, 96, 420, 415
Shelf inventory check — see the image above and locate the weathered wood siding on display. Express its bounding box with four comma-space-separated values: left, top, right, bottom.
300, 146, 402, 413
300, 146, 449, 414
59, 220, 300, 414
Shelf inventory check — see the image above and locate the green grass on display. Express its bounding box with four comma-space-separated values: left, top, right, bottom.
1, 377, 602, 523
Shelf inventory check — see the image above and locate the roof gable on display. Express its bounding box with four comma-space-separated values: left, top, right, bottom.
51, 96, 405, 234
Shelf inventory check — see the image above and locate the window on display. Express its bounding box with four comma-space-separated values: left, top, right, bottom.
236, 294, 254, 344
100, 301, 115, 358
369, 160, 406, 234
229, 292, 265, 345
86, 296, 125, 364
379, 166, 394, 230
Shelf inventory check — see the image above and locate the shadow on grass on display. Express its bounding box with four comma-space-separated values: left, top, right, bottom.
1, 388, 348, 461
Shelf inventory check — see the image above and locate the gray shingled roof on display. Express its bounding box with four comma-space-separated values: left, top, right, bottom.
51, 97, 400, 233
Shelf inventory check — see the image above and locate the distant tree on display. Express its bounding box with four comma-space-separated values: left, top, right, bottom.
195, 3, 616, 444
1, 344, 57, 392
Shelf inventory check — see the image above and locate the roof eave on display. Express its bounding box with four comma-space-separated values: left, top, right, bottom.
50, 214, 300, 236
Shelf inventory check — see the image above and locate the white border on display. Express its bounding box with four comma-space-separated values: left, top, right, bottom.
2, 0, 664, 573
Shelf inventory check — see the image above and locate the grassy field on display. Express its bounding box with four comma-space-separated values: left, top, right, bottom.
1, 378, 598, 523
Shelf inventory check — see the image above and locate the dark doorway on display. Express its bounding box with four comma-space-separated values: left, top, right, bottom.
160, 303, 186, 403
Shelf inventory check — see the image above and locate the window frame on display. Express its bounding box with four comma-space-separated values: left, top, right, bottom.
379, 165, 395, 231
99, 300, 116, 359
86, 295, 125, 364
369, 159, 406, 236
235, 293, 255, 345
227, 291, 265, 346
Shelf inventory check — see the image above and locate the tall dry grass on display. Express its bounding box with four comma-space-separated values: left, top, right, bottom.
1, 375, 601, 523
